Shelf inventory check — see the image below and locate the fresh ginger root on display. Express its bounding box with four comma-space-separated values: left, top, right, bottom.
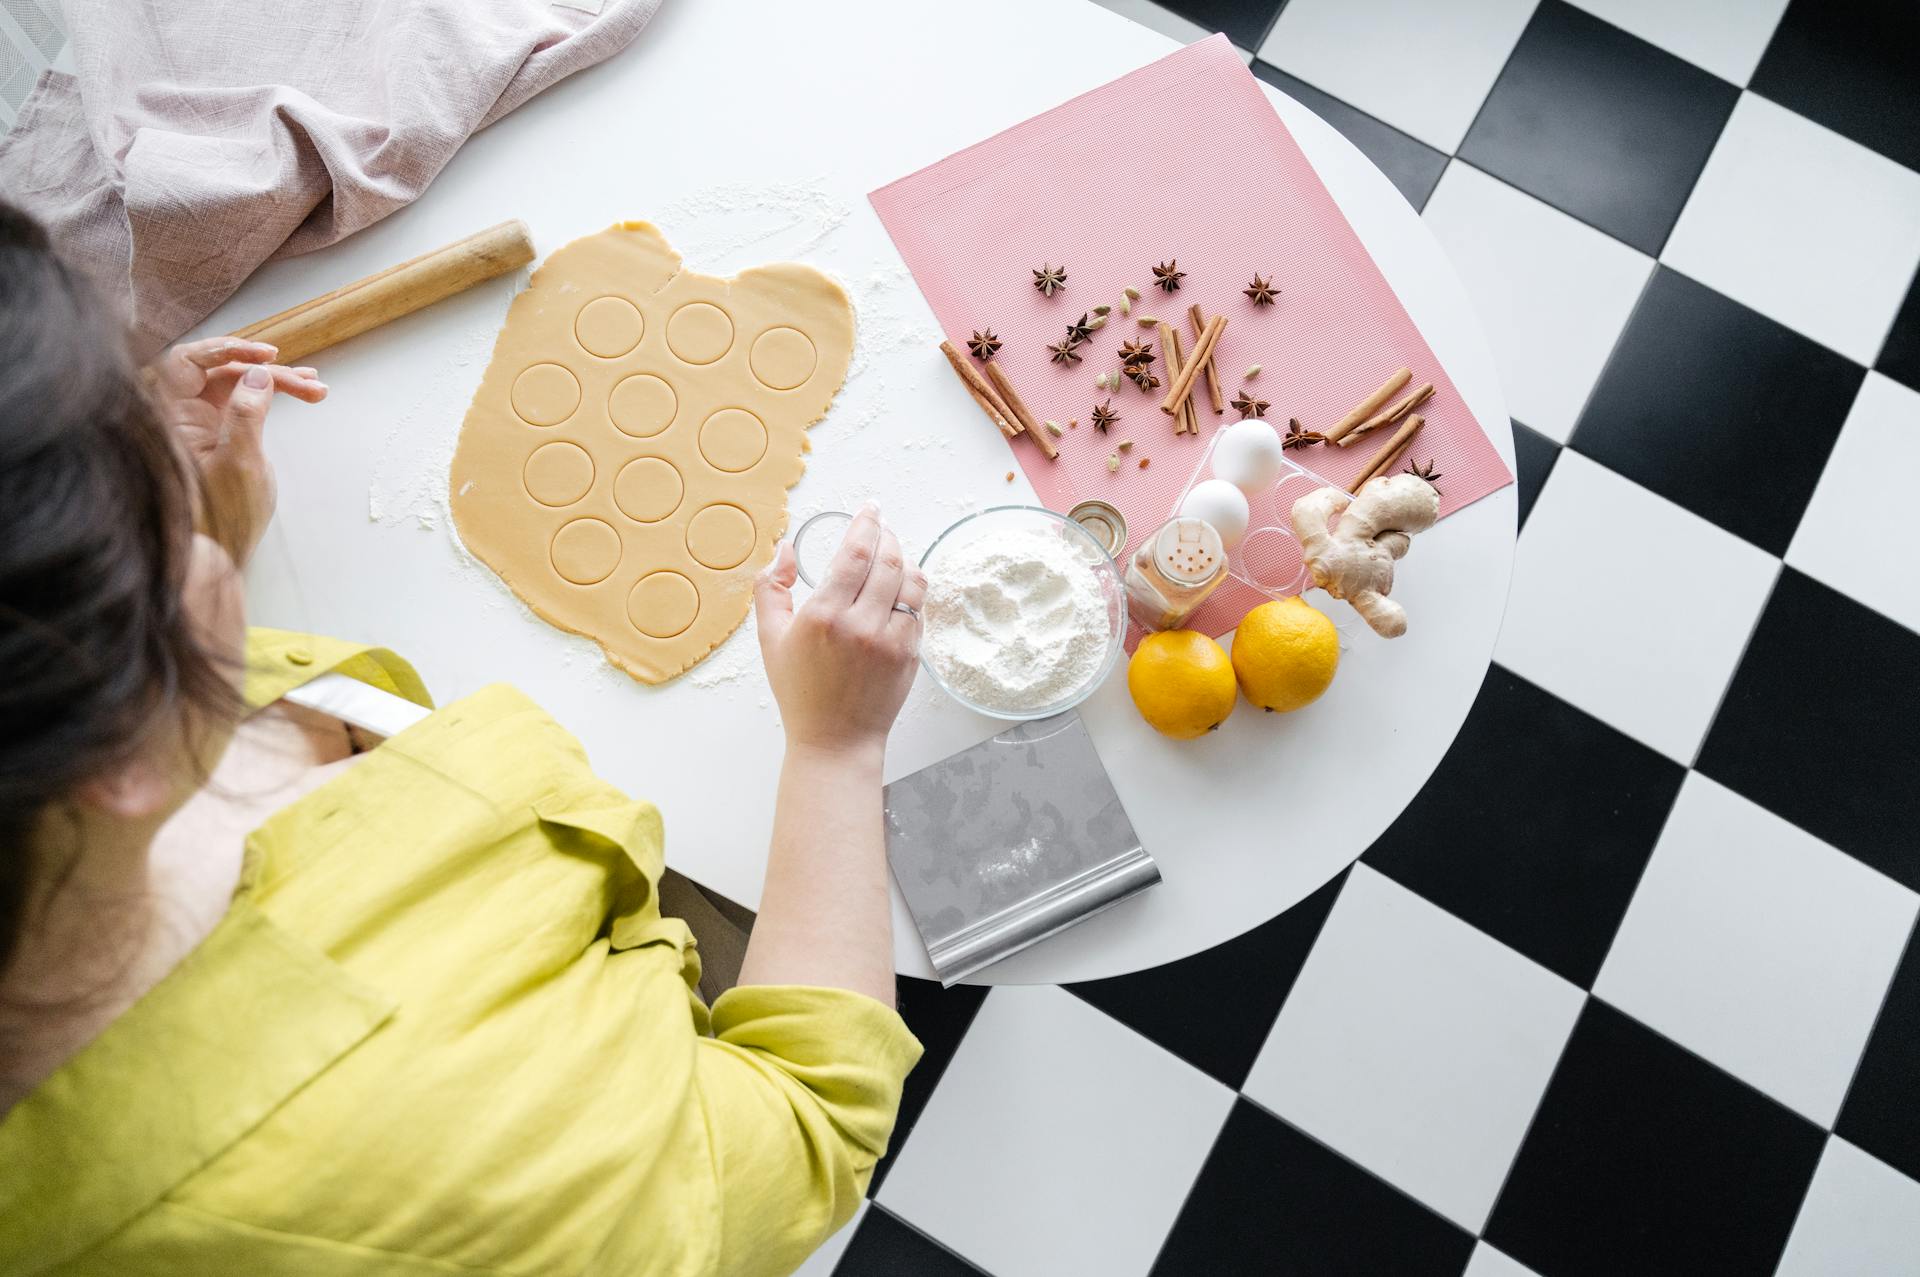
1289, 473, 1440, 638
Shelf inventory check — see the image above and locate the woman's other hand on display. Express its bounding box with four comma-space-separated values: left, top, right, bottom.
754, 503, 924, 758
146, 337, 327, 567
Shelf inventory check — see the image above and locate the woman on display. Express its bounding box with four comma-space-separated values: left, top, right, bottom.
0, 202, 924, 1275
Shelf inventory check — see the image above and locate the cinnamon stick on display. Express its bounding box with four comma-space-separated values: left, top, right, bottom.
939, 340, 1018, 438
1326, 368, 1412, 443
1348, 414, 1423, 493
1337, 382, 1434, 447
1161, 314, 1226, 418
1159, 326, 1190, 435
983, 360, 1059, 460
1157, 321, 1184, 433
1188, 304, 1225, 415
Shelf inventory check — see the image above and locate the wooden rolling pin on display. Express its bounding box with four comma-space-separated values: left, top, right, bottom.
233, 220, 535, 364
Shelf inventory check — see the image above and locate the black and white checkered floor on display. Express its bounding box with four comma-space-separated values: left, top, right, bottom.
810, 1, 1920, 1273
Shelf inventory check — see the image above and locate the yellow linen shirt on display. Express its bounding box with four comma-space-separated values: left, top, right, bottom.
0, 629, 922, 1276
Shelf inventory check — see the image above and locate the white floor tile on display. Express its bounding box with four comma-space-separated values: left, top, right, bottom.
1566, 0, 1786, 84
1595, 774, 1919, 1125
790, 1199, 867, 1277
1257, 0, 1537, 152
1663, 93, 1920, 364
1243, 865, 1583, 1233
876, 986, 1234, 1277
1776, 1138, 1920, 1277
1495, 451, 1778, 763
1423, 161, 1653, 441
1465, 1241, 1545, 1277
1788, 372, 1920, 634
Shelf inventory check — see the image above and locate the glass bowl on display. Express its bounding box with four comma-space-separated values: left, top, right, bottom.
916, 505, 1128, 721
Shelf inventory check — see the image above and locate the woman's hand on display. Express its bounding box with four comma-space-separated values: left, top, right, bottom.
146, 337, 327, 568
753, 504, 924, 757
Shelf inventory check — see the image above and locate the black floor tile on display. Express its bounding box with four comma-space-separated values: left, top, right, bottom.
1571, 267, 1864, 554
1511, 421, 1560, 531
1836, 923, 1920, 1183
1363, 665, 1685, 988
1152, 1099, 1475, 1277
1751, 0, 1920, 172
1458, 0, 1739, 255
867, 977, 990, 1197
1066, 868, 1348, 1089
1155, 0, 1283, 52
1485, 1000, 1824, 1277
1697, 568, 1920, 891
1252, 62, 1450, 210
1878, 265, 1920, 395
835, 1205, 989, 1277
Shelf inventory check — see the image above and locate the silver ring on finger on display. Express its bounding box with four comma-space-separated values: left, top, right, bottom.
892, 601, 918, 617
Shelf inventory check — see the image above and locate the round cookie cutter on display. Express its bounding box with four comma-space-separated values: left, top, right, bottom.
792, 510, 854, 588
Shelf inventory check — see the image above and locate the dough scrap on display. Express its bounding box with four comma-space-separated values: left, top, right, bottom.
450, 221, 855, 683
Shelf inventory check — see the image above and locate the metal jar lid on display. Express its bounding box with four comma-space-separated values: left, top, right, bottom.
1066, 499, 1127, 557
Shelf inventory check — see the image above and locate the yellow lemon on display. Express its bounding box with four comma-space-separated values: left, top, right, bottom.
1128, 630, 1237, 739
1232, 597, 1339, 712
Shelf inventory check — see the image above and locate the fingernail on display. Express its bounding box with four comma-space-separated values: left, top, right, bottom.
860, 500, 880, 516
243, 366, 272, 389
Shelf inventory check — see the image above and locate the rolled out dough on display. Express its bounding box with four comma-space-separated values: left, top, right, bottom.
450, 221, 855, 683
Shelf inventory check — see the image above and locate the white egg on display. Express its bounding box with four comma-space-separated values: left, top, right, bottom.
1210, 419, 1286, 494
1178, 478, 1251, 550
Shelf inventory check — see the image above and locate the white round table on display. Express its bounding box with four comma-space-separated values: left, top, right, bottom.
217, 0, 1515, 984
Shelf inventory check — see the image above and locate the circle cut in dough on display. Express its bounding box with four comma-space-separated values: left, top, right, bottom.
510, 362, 581, 426
627, 571, 699, 639
686, 503, 756, 570
666, 302, 734, 365
608, 373, 677, 439
612, 457, 684, 524
522, 441, 595, 507
698, 408, 768, 473
550, 518, 622, 585
749, 327, 817, 390
575, 296, 645, 358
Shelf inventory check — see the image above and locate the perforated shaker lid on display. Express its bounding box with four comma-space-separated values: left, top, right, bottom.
1152, 517, 1224, 584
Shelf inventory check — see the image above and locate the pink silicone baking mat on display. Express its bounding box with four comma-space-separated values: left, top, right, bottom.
870, 35, 1511, 638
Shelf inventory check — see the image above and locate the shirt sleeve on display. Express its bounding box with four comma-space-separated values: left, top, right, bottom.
695, 985, 923, 1276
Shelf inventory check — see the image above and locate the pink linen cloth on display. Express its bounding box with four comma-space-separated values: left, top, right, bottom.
871, 36, 1512, 638
0, 0, 663, 358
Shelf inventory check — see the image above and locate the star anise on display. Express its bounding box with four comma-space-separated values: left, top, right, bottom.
1230, 390, 1270, 419
1282, 417, 1324, 449
1127, 365, 1161, 392
1118, 339, 1154, 367
1032, 263, 1068, 296
1404, 458, 1443, 487
966, 329, 1001, 360
1151, 260, 1185, 293
1090, 399, 1119, 433
1047, 337, 1084, 365
1065, 313, 1096, 343
1244, 274, 1279, 306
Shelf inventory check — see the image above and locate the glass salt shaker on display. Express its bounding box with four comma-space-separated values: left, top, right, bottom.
1125, 516, 1227, 631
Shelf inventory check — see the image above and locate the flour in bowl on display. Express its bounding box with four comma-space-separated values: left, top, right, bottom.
921, 528, 1111, 713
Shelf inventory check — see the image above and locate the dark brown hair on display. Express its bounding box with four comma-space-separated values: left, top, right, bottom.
0, 202, 240, 977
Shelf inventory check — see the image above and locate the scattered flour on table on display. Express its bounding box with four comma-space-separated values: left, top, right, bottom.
921, 529, 1110, 714
655, 180, 852, 276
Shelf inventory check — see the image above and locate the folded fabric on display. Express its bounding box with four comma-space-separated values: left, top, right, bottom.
0, 0, 663, 358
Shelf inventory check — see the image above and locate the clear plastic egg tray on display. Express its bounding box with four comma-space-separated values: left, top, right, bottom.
1169, 428, 1346, 603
